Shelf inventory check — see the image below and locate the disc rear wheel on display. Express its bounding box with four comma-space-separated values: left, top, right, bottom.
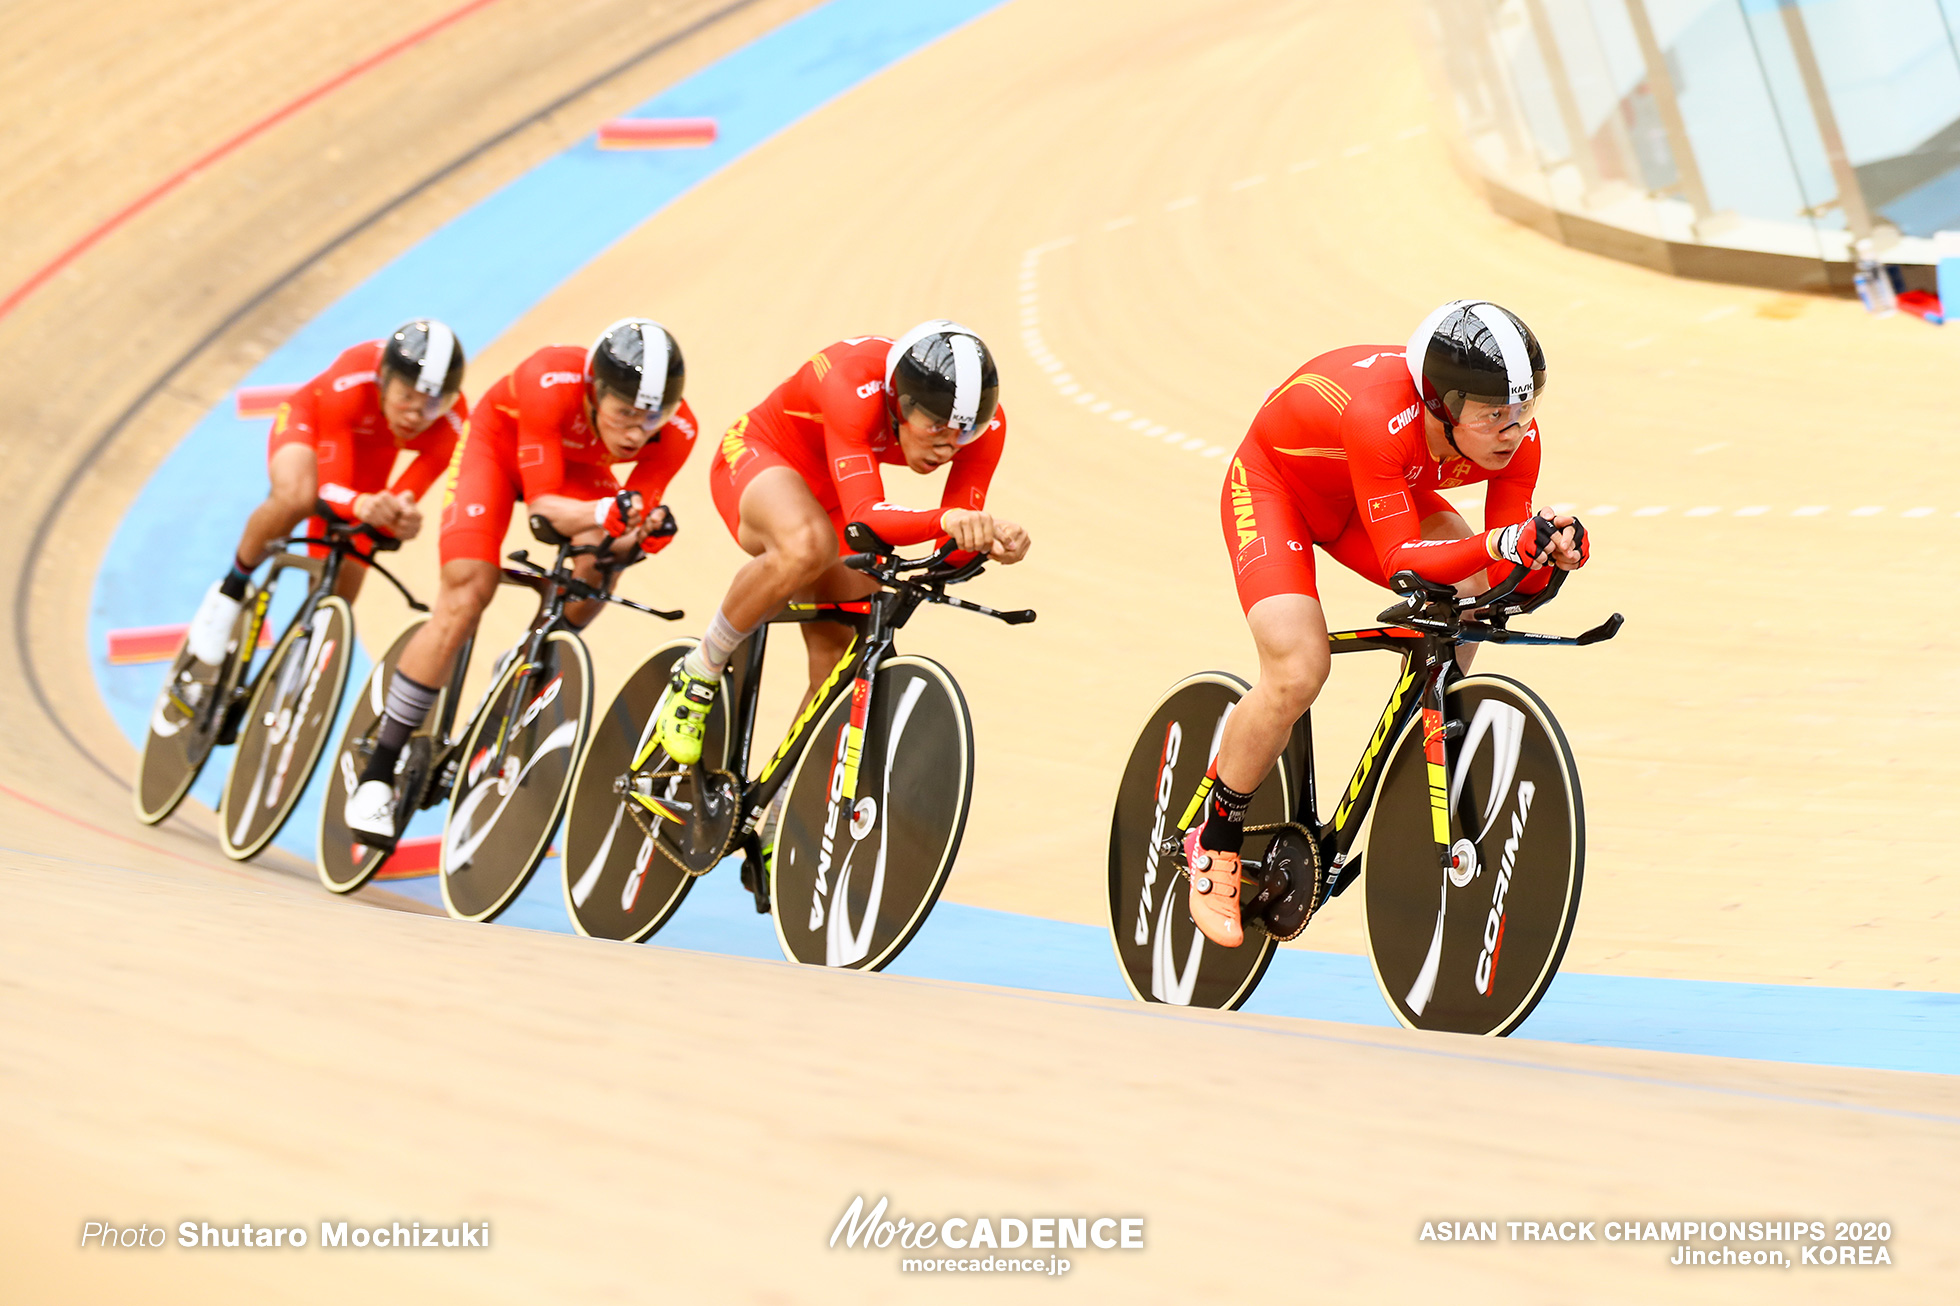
1106, 672, 1306, 1010
561, 639, 733, 942
133, 595, 262, 825
317, 619, 429, 894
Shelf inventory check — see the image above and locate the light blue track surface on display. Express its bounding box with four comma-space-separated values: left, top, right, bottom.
92, 0, 1957, 1076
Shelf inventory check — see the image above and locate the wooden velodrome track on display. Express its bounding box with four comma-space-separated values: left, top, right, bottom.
3, 0, 1955, 1300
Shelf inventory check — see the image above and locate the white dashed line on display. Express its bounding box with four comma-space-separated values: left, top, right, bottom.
1020, 240, 1958, 512
1395, 124, 1430, 139
1342, 143, 1372, 157
1288, 159, 1320, 172
1700, 305, 1739, 323
1165, 196, 1197, 211
1103, 215, 1136, 231
1230, 175, 1267, 191
1624, 336, 1654, 350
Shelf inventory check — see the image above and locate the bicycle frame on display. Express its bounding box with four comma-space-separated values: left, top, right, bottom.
625, 526, 1033, 876
722, 596, 886, 843
1173, 562, 1620, 896
442, 521, 679, 782
219, 521, 422, 730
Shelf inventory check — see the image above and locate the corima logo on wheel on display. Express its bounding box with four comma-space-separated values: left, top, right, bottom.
1404, 697, 1528, 1018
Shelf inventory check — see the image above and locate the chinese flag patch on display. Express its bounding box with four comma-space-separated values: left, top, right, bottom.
1365, 490, 1410, 522
834, 454, 874, 480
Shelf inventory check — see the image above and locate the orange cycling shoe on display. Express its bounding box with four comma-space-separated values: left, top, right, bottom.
1183, 827, 1246, 949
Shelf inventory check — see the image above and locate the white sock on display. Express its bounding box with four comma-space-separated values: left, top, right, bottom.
691, 607, 753, 678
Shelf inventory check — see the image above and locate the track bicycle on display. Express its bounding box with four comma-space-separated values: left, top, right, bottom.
1107, 563, 1621, 1034
561, 522, 1034, 969
134, 518, 425, 861
317, 506, 680, 918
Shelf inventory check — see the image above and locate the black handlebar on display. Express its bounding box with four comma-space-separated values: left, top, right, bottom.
839, 522, 1035, 627
1374, 558, 1618, 649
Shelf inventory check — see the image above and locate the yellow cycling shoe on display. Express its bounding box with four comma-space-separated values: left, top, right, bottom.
1184, 828, 1246, 949
647, 660, 718, 767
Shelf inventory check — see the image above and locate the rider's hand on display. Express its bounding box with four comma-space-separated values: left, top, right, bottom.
1547, 516, 1588, 571
355, 490, 422, 540
1486, 511, 1561, 569
639, 505, 676, 553
989, 517, 1031, 564
940, 508, 999, 555
597, 491, 643, 537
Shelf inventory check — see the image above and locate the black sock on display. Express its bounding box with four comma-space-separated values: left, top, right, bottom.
1198, 779, 1254, 855
358, 671, 439, 784
219, 556, 254, 602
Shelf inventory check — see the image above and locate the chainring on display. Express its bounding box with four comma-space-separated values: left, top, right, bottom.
623, 763, 743, 876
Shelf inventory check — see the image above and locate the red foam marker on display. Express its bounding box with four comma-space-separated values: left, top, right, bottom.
372, 835, 442, 880
107, 622, 274, 665
596, 117, 717, 150
236, 383, 300, 419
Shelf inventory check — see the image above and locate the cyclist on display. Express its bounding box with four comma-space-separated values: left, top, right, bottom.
181, 320, 467, 667
649, 320, 1030, 765
1186, 300, 1589, 947
342, 318, 699, 844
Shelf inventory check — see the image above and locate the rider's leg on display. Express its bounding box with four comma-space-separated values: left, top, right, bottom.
795, 546, 878, 712
355, 557, 493, 784
1187, 442, 1327, 947
344, 559, 496, 839
333, 559, 368, 603
655, 463, 839, 764
345, 435, 512, 838
187, 444, 317, 663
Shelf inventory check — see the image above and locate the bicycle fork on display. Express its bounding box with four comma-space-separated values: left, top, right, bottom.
1418, 661, 1462, 875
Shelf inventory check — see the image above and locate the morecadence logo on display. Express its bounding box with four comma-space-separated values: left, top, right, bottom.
830, 1195, 1143, 1276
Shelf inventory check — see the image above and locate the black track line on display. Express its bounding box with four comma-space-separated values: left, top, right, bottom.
14, 0, 771, 791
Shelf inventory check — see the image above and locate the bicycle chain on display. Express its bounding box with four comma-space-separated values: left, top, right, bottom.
1169, 820, 1327, 942
622, 764, 746, 879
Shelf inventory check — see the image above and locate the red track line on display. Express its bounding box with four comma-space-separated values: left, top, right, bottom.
0, 0, 505, 323
0, 779, 213, 871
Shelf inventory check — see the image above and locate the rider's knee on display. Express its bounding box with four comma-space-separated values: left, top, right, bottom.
437, 567, 496, 621
1266, 650, 1330, 715
772, 520, 836, 580
267, 481, 316, 523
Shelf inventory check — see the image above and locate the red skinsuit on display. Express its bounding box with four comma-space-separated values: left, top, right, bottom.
708, 335, 1004, 549
1222, 343, 1545, 613
267, 339, 467, 555
439, 344, 699, 565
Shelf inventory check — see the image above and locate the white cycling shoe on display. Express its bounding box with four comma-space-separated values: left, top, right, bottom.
185, 582, 242, 666
344, 780, 399, 843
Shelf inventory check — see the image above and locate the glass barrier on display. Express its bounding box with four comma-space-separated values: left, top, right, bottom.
1417, 0, 1960, 288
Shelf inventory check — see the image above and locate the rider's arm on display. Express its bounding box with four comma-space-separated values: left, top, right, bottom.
1346, 415, 1497, 585
1483, 428, 1554, 592
387, 402, 468, 504
820, 372, 945, 546
615, 401, 700, 556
